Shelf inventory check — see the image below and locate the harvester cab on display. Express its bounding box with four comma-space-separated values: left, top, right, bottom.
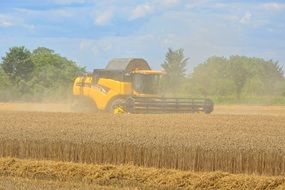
131, 70, 163, 96
73, 58, 214, 114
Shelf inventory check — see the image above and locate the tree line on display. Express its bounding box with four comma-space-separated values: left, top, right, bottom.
161, 49, 285, 102
0, 47, 84, 101
0, 46, 284, 103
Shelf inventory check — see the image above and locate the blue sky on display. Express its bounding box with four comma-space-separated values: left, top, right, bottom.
0, 0, 285, 72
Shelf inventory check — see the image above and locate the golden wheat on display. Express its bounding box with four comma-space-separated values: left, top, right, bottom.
214, 104, 285, 116
1, 157, 285, 190
0, 110, 285, 175
0, 176, 127, 190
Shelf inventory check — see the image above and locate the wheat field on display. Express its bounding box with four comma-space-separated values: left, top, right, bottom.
1, 104, 285, 189
0, 108, 285, 176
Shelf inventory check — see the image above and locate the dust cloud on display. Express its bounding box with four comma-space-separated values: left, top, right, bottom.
0, 102, 72, 113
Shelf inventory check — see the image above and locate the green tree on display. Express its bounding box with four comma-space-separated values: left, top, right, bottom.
30, 47, 84, 100
161, 48, 189, 95
0, 46, 84, 101
190, 56, 233, 97
0, 66, 11, 101
190, 55, 284, 99
228, 56, 252, 99
2, 46, 33, 82
0, 67, 9, 88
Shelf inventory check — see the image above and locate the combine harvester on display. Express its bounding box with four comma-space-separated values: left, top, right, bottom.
73, 58, 214, 114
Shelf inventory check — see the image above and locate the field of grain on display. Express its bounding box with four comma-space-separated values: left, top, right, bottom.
0, 103, 285, 189
214, 104, 285, 116
0, 107, 285, 176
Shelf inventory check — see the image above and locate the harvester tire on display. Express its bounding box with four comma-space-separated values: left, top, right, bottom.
204, 99, 214, 114
109, 98, 127, 114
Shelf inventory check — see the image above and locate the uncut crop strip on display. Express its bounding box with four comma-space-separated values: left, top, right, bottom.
0, 111, 285, 176
1, 139, 285, 176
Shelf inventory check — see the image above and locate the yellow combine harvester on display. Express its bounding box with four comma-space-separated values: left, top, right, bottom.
73, 58, 214, 113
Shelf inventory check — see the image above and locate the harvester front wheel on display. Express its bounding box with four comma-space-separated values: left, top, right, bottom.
109, 98, 127, 114
203, 99, 214, 114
